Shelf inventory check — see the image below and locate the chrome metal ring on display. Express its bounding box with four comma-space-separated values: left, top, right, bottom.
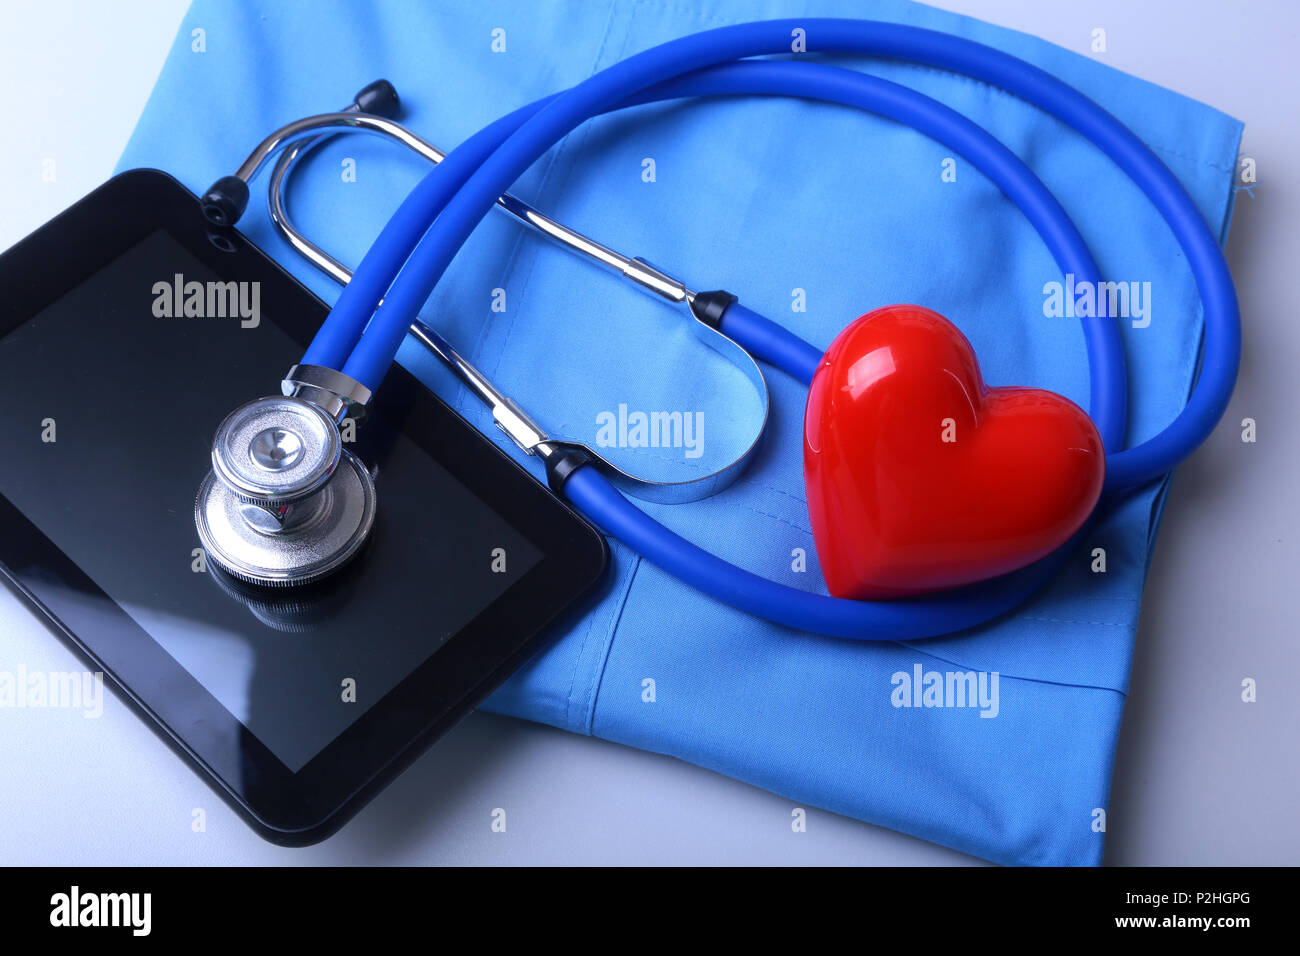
195, 447, 377, 587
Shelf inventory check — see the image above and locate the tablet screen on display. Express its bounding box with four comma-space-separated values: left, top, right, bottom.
0, 227, 543, 772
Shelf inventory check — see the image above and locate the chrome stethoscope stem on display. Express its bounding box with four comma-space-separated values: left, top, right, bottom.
242, 112, 695, 305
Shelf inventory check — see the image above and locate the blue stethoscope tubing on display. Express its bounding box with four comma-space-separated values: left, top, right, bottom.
299, 19, 1240, 640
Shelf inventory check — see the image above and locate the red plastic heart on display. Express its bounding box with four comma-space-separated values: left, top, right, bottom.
803, 305, 1105, 600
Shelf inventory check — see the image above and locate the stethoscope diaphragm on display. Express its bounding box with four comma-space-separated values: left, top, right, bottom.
194, 395, 376, 587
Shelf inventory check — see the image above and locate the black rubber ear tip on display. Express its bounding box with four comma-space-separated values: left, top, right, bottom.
354, 79, 401, 118
201, 175, 250, 226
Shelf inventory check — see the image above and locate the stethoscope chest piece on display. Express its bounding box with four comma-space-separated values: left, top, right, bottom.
195, 395, 376, 587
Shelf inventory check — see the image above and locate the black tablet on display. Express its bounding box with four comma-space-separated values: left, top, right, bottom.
0, 169, 607, 845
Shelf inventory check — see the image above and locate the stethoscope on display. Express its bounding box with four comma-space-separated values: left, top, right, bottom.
193, 18, 1240, 642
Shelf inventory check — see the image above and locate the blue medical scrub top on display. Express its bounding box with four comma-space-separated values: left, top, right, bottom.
117, 0, 1243, 865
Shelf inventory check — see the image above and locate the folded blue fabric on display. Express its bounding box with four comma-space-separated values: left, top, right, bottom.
118, 0, 1242, 864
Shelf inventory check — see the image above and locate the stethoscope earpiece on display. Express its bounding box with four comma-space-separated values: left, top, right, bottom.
201, 175, 249, 227
198, 79, 400, 229
352, 78, 401, 119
